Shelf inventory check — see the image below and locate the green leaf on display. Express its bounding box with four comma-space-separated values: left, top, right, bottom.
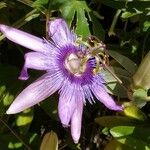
117, 136, 150, 150
88, 11, 105, 40
102, 67, 130, 98
123, 105, 146, 121
32, 0, 49, 8
131, 89, 147, 107
95, 116, 142, 128
105, 139, 133, 150
101, 0, 150, 10
143, 21, 150, 32
16, 109, 33, 134
100, 0, 126, 9
60, 1, 76, 26
101, 69, 117, 83
40, 131, 58, 150
0, 9, 40, 42
27, 133, 41, 149
0, 65, 23, 115
60, 0, 91, 37
110, 126, 150, 150
121, 9, 142, 19
102, 66, 131, 83
0, 134, 23, 149
106, 82, 127, 98
0, 2, 6, 9
132, 51, 150, 90
109, 50, 137, 75
121, 12, 137, 19
133, 88, 148, 101
13, 9, 40, 28
76, 7, 90, 37
110, 126, 135, 137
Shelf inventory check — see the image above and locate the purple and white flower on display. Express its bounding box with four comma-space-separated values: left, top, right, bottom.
0, 19, 122, 143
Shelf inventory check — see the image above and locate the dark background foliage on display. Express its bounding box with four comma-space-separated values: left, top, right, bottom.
0, 0, 150, 149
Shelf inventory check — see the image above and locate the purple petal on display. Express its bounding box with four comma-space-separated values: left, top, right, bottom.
71, 91, 84, 144
58, 82, 77, 127
19, 67, 29, 80
0, 24, 53, 53
91, 81, 123, 111
48, 19, 74, 47
82, 85, 94, 104
6, 72, 63, 114
19, 52, 51, 80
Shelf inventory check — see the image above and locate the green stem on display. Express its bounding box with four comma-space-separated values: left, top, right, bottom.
16, 0, 33, 7
103, 63, 123, 85
0, 9, 39, 42
46, 0, 51, 40
108, 9, 122, 36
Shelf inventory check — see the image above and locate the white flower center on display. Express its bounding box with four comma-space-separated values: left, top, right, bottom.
65, 53, 87, 76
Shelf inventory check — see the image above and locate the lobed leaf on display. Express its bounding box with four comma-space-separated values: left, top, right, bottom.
61, 0, 91, 37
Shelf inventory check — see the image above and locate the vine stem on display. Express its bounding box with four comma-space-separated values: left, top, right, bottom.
0, 9, 39, 40
0, 117, 32, 150
108, 9, 122, 36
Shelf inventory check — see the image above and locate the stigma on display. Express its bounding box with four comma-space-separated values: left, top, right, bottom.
64, 53, 87, 76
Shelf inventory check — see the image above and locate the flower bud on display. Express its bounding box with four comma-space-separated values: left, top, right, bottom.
40, 131, 58, 150
132, 51, 150, 90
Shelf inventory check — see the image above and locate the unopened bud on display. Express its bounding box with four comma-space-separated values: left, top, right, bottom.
40, 131, 58, 150
132, 51, 150, 90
